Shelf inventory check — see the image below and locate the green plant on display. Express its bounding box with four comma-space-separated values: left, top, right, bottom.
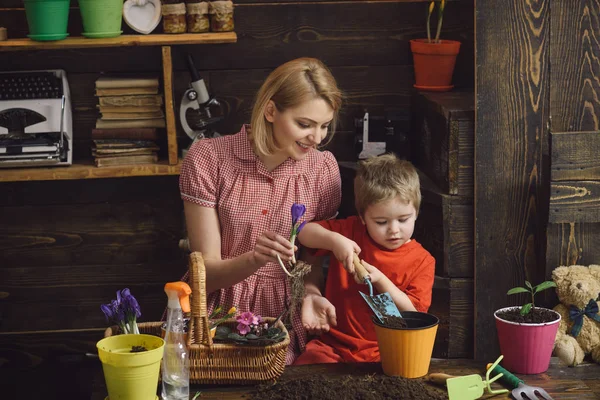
507, 280, 557, 315
209, 305, 237, 329
426, 0, 446, 44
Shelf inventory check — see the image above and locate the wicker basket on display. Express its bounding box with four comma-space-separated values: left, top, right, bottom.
104, 251, 290, 384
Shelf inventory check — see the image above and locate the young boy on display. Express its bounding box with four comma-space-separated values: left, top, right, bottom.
294, 153, 435, 364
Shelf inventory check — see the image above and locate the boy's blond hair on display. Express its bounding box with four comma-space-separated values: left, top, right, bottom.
354, 154, 421, 216
249, 58, 342, 157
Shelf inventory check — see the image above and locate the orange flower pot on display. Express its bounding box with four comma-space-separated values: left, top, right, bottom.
373, 312, 439, 378
410, 39, 461, 91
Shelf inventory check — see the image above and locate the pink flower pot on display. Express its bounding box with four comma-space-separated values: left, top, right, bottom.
494, 306, 561, 374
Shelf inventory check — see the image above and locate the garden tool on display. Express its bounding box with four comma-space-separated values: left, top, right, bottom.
487, 362, 554, 400
353, 253, 403, 324
427, 355, 508, 400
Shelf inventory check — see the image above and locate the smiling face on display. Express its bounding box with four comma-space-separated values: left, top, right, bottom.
264, 97, 334, 161
360, 195, 417, 250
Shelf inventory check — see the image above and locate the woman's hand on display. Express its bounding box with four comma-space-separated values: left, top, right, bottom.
301, 293, 337, 336
330, 233, 361, 275
252, 231, 296, 268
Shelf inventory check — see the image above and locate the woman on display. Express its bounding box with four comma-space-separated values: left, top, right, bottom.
179, 57, 343, 363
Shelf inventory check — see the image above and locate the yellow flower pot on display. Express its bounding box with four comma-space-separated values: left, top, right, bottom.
97, 334, 165, 400
373, 312, 439, 378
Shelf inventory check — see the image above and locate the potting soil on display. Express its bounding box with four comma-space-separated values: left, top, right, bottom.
383, 315, 408, 328
496, 307, 558, 324
248, 373, 447, 400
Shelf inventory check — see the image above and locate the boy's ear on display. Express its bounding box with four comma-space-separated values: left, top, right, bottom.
264, 100, 276, 123
359, 214, 366, 225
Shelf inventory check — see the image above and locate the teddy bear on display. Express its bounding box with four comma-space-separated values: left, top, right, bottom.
552, 264, 600, 366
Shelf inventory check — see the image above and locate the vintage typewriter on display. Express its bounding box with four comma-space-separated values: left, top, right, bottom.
0, 70, 72, 168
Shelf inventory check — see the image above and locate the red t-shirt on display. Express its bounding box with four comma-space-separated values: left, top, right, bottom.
315, 216, 435, 362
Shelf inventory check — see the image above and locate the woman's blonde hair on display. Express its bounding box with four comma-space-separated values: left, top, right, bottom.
249, 58, 342, 157
354, 154, 421, 216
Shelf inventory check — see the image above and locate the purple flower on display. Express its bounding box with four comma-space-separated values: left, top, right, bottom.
101, 288, 141, 334
296, 221, 307, 234
291, 203, 306, 225
237, 323, 251, 335
123, 293, 142, 318
111, 299, 125, 322
237, 311, 259, 326
116, 288, 131, 304
101, 303, 114, 323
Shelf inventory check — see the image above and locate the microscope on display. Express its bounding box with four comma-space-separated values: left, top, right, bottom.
179, 53, 224, 158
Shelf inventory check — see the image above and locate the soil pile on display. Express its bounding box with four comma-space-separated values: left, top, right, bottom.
496, 307, 558, 323
249, 373, 447, 400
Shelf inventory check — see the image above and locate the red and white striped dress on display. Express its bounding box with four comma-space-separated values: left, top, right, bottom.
179, 125, 341, 364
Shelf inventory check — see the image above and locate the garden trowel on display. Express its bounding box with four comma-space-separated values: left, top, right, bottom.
353, 254, 403, 324
426, 355, 508, 400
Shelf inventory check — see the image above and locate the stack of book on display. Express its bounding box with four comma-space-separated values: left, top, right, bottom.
91, 129, 160, 167
95, 76, 166, 129
92, 76, 165, 167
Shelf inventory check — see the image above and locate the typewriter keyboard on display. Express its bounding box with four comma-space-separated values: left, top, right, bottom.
0, 71, 63, 100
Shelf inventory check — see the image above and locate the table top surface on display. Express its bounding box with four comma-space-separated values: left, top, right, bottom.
90, 357, 600, 399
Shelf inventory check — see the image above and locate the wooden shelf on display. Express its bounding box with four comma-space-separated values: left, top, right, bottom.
0, 159, 182, 182
0, 32, 237, 52
0, 32, 235, 182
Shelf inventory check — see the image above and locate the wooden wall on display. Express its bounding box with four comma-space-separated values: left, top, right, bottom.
546, 1, 600, 274
474, 0, 550, 361
0, 1, 474, 395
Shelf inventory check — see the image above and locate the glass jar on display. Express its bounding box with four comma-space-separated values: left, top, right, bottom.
162, 3, 187, 34
186, 2, 210, 33
209, 1, 234, 32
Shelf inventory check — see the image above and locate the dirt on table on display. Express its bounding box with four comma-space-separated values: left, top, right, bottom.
496, 307, 558, 324
248, 373, 447, 400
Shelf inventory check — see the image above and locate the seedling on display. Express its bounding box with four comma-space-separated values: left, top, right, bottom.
507, 280, 557, 315
426, 0, 446, 43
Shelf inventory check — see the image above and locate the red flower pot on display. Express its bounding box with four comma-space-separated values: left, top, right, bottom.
410, 39, 461, 91
494, 307, 561, 374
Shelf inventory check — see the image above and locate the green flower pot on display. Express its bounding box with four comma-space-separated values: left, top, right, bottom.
24, 0, 71, 41
79, 0, 124, 38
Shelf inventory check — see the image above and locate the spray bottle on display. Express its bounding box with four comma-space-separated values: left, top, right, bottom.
162, 282, 192, 400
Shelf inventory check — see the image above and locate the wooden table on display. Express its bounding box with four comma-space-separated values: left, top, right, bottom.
89, 357, 600, 399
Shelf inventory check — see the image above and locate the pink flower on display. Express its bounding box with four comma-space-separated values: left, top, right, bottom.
237, 311, 259, 326
237, 323, 250, 335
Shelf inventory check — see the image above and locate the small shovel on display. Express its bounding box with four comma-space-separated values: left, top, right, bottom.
352, 253, 403, 324
427, 355, 508, 400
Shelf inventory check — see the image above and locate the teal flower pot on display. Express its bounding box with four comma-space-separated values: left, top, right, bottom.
24, 0, 71, 41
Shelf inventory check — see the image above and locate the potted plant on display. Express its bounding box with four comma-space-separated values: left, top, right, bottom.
212, 310, 288, 346
97, 288, 165, 400
23, 0, 71, 41
495, 280, 560, 374
410, 0, 461, 91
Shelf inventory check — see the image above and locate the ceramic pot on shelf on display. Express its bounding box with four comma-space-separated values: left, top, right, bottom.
410, 39, 461, 92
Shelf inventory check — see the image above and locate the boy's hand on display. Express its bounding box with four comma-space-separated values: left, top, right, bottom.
331, 233, 361, 275
301, 294, 337, 336
360, 259, 386, 285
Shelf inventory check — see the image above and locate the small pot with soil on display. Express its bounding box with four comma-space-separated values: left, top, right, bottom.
372, 311, 439, 378
495, 306, 561, 374
96, 333, 165, 400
